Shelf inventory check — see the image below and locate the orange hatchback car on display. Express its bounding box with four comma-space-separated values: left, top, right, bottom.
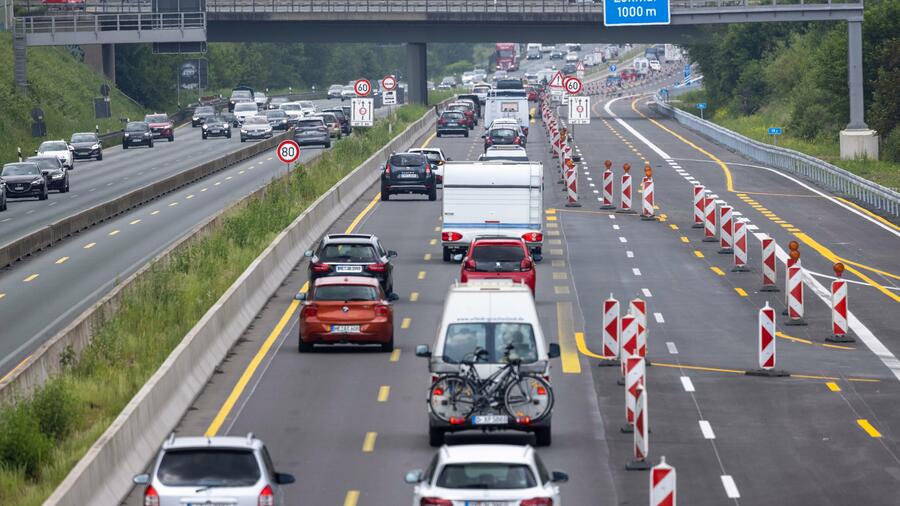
296, 276, 398, 353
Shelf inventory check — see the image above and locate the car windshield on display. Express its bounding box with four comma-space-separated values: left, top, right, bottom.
125, 122, 148, 132
196, 106, 215, 114
266, 110, 286, 118
319, 114, 336, 123
235, 103, 257, 112
442, 323, 538, 364
2, 163, 40, 176
39, 141, 67, 151
245, 117, 267, 125
156, 449, 261, 487
436, 463, 537, 490
281, 104, 301, 111
231, 90, 252, 99
26, 158, 59, 171
497, 50, 514, 58
145, 115, 168, 123
319, 244, 378, 263
389, 154, 425, 167
70, 134, 96, 143
208, 116, 227, 124
329, 85, 343, 91
313, 284, 378, 302
297, 119, 324, 128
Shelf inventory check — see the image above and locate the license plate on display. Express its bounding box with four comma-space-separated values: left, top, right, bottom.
471, 502, 510, 506
334, 265, 362, 273
471, 415, 508, 425
210, 129, 220, 133
331, 325, 360, 333
399, 172, 419, 178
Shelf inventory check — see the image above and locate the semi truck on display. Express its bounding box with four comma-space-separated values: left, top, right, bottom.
495, 43, 520, 72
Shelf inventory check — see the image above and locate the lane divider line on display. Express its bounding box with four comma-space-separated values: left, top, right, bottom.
857, 419, 882, 438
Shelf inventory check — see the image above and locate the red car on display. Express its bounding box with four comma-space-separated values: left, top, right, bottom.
42, 0, 85, 10
459, 237, 536, 294
525, 86, 538, 102
447, 102, 476, 130
144, 113, 175, 142
296, 276, 398, 352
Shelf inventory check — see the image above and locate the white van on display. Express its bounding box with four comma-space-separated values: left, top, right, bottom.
416, 281, 559, 446
484, 89, 530, 137
440, 161, 543, 262
633, 57, 650, 76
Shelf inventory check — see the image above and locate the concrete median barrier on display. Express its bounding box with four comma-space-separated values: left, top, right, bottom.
40, 109, 437, 505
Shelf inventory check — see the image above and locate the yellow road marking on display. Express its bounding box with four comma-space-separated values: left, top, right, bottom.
734, 288, 748, 297
362, 432, 377, 452
378, 386, 390, 402
423, 253, 432, 261
225, 176, 233, 180
55, 256, 69, 265
0, 355, 31, 383
553, 272, 568, 280
417, 271, 426, 280
545, 208, 556, 214
109, 230, 120, 236
836, 197, 900, 231
780, 223, 794, 228
130, 219, 141, 225
401, 317, 411, 329
711, 266, 725, 276
410, 292, 419, 302
669, 224, 679, 230
788, 228, 801, 232
344, 490, 360, 506
168, 202, 178, 207
777, 331, 812, 345
680, 236, 690, 243
694, 250, 704, 258
344, 193, 381, 234
857, 419, 882, 438
554, 286, 570, 295
826, 382, 841, 392
23, 274, 39, 282
186, 194, 195, 199
833, 257, 900, 281
390, 349, 401, 362
0, 293, 5, 300
429, 238, 437, 245
551, 260, 566, 267
201, 188, 208, 192
84, 242, 96, 249
556, 302, 581, 374
546, 215, 557, 221
776, 331, 855, 350
772, 219, 786, 224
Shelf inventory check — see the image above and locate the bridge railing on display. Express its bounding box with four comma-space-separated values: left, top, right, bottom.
653, 93, 900, 218
17, 11, 205, 34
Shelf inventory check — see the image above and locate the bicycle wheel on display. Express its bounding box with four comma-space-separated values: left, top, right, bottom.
504, 375, 554, 422
429, 375, 477, 423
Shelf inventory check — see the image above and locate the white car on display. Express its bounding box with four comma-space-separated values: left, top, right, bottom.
461, 71, 476, 86
405, 445, 567, 505
408, 147, 448, 186
36, 140, 73, 169
280, 102, 304, 121
564, 52, 578, 63
649, 59, 662, 71
233, 102, 260, 124
480, 145, 529, 162
341, 85, 356, 101
297, 100, 317, 117
253, 91, 268, 109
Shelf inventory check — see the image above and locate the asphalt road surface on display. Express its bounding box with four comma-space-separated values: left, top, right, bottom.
123, 73, 900, 505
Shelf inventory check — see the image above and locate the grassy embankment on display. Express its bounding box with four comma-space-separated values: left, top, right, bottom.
673, 89, 900, 191
0, 33, 147, 164
0, 103, 430, 505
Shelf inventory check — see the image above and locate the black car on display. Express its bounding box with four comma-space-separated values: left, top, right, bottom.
69, 132, 103, 161
26, 156, 69, 193
0, 162, 49, 200
220, 112, 241, 128
0, 180, 6, 211
562, 63, 577, 76
122, 122, 154, 149
436, 111, 469, 138
202, 116, 232, 139
381, 152, 437, 201
323, 108, 351, 135
484, 127, 522, 152
550, 50, 564, 60
265, 109, 290, 131
304, 234, 397, 294
191, 105, 217, 127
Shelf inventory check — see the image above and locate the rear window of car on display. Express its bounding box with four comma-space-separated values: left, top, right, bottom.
319, 244, 378, 263
145, 115, 168, 123
156, 449, 261, 487
297, 119, 324, 128
436, 463, 536, 489
266, 110, 286, 118
490, 129, 517, 139
413, 151, 442, 163
313, 285, 378, 302
442, 323, 537, 364
235, 103, 257, 112
324, 109, 346, 120
389, 154, 426, 167
472, 245, 525, 263
319, 113, 337, 123
196, 106, 215, 114
441, 112, 463, 120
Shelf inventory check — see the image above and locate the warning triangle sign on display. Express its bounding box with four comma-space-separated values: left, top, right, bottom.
548, 71, 564, 88
576, 62, 585, 72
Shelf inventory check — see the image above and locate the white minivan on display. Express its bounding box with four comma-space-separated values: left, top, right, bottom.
416, 281, 560, 447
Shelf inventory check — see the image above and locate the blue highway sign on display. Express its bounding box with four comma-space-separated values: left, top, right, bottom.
604, 0, 671, 26
768, 127, 782, 135
696, 102, 707, 110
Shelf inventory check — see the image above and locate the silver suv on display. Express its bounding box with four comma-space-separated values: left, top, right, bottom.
133, 433, 295, 506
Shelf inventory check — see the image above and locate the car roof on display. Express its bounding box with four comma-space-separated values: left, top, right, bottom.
314, 276, 380, 287
409, 148, 443, 154
162, 434, 263, 451
439, 444, 534, 464
322, 233, 377, 244
472, 237, 527, 247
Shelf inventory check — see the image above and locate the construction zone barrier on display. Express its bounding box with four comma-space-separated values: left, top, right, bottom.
622, 356, 646, 434
619, 311, 638, 385
747, 301, 789, 377
626, 384, 651, 470
732, 218, 750, 272
641, 166, 655, 221
617, 163, 636, 214
692, 184, 705, 228
786, 260, 807, 326
601, 160, 616, 210
827, 262, 854, 343
760, 235, 779, 292
651, 457, 676, 506
718, 204, 734, 254
565, 157, 581, 207
702, 192, 717, 242
601, 294, 621, 365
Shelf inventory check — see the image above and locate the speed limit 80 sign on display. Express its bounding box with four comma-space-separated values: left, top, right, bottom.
276, 140, 301, 164
563, 76, 583, 95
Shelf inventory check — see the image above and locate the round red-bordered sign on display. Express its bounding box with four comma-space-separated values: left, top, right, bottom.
354, 79, 372, 96
276, 139, 301, 164
381, 75, 397, 91
563, 76, 583, 95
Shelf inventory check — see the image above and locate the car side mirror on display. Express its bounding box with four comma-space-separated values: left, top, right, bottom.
275, 472, 296, 485
294, 292, 307, 301
548, 343, 561, 359
304, 250, 313, 258
387, 250, 398, 258
551, 471, 569, 483
405, 469, 424, 484
34, 149, 39, 154
388, 293, 400, 302
415, 345, 431, 358
133, 473, 150, 485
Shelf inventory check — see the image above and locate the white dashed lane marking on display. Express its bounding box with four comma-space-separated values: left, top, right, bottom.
666, 342, 678, 354
654, 312, 665, 323
680, 376, 695, 392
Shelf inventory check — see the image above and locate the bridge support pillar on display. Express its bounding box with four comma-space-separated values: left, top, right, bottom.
85, 44, 117, 83
840, 19, 878, 160
406, 42, 427, 105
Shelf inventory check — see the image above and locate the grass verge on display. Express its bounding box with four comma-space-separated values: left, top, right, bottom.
673, 89, 900, 190
0, 103, 429, 505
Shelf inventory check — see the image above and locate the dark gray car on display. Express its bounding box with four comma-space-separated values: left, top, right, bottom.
69, 132, 103, 161
293, 118, 331, 148
1, 163, 49, 200
26, 156, 69, 193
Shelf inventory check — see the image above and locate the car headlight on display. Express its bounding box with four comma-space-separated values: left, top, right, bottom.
52, 173, 64, 180
33, 178, 44, 184
91, 144, 100, 150
202, 124, 208, 130
241, 129, 248, 134
124, 133, 130, 137
144, 132, 151, 137
192, 116, 199, 121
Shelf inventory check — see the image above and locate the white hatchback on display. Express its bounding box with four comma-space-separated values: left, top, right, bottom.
405, 444, 567, 506
36, 140, 73, 169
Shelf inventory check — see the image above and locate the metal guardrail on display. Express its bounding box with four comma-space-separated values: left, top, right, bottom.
653, 94, 900, 218
17, 11, 204, 34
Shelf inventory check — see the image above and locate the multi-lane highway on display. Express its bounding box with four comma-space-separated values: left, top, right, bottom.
0, 98, 383, 377
120, 71, 900, 505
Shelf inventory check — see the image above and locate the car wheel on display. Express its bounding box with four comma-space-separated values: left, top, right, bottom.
380, 189, 390, 201
0, 198, 6, 211
39, 186, 48, 201
464, 130, 469, 138
436, 132, 442, 137
298, 338, 314, 353
169, 135, 174, 142
241, 137, 246, 143
534, 426, 552, 447
324, 142, 331, 148
428, 187, 437, 201
96, 152, 103, 161
62, 176, 69, 193
122, 144, 128, 150
380, 335, 394, 353
442, 247, 451, 262
428, 426, 445, 447
149, 140, 154, 148
202, 133, 208, 140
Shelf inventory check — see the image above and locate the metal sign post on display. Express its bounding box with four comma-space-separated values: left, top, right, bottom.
768, 127, 782, 146
696, 102, 707, 120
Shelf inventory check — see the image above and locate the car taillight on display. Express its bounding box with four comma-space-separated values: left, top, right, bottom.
258, 484, 274, 506
523, 127, 529, 136
425, 165, 432, 176
485, 137, 493, 145
442, 231, 462, 242
458, 119, 467, 125
520, 498, 553, 506
464, 258, 476, 271
421, 499, 453, 506
384, 163, 392, 176
301, 304, 318, 318
514, 136, 521, 145
522, 232, 543, 242
520, 258, 533, 270
367, 263, 387, 273
143, 485, 159, 506
374, 304, 390, 317
438, 118, 447, 125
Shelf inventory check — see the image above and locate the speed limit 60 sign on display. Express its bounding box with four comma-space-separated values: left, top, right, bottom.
276, 140, 301, 164
563, 76, 583, 95
354, 79, 372, 97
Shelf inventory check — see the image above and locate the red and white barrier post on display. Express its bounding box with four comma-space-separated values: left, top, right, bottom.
760, 235, 779, 291
650, 457, 676, 506
629, 298, 648, 361
786, 259, 807, 326
565, 157, 581, 207
827, 262, 855, 343
601, 294, 621, 366
641, 166, 656, 221
731, 218, 750, 272
692, 184, 705, 229
626, 383, 651, 470
718, 204, 734, 254
702, 192, 717, 242
747, 301, 788, 377
619, 311, 638, 384
601, 159, 616, 210
622, 356, 646, 433
783, 242, 800, 315
617, 163, 636, 214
